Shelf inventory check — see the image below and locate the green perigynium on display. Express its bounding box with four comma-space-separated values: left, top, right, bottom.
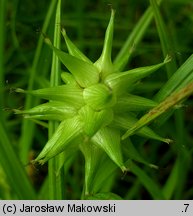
16, 10, 172, 195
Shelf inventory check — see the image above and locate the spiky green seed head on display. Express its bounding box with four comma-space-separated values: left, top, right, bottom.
16, 9, 171, 195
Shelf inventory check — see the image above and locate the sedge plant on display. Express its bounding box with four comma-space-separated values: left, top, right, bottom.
14, 1, 193, 199
1, 0, 193, 200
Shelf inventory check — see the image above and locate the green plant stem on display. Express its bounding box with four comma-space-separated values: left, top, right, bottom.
48, 0, 64, 200
113, 0, 162, 71
150, 0, 177, 77
150, 0, 191, 199
19, 0, 58, 164
126, 160, 165, 199
173, 110, 191, 199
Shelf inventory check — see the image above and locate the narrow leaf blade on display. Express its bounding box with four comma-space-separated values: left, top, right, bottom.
122, 81, 193, 139
126, 160, 165, 199
114, 115, 170, 143
113, 0, 162, 71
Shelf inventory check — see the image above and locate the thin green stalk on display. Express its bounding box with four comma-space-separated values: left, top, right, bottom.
113, 0, 162, 71
125, 180, 141, 199
76, 0, 85, 51
126, 160, 165, 199
48, 0, 64, 200
150, 1, 191, 199
19, 0, 58, 164
122, 81, 193, 138
155, 54, 193, 101
173, 111, 191, 199
10, 0, 30, 67
150, 0, 177, 77
0, 122, 36, 199
0, 1, 35, 199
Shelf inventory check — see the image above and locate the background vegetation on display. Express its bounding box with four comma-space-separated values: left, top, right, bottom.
0, 0, 193, 199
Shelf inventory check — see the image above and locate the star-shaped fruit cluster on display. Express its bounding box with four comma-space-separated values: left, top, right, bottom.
16, 10, 171, 194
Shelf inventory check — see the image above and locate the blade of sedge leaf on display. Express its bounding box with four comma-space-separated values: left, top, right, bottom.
34, 116, 82, 164
114, 115, 170, 144
45, 39, 99, 87
38, 177, 49, 200
79, 105, 113, 137
113, 0, 162, 71
19, 0, 58, 165
16, 85, 84, 108
154, 55, 193, 128
0, 166, 11, 199
114, 94, 158, 113
80, 141, 102, 195
155, 54, 193, 102
83, 83, 116, 110
94, 9, 115, 77
92, 127, 126, 172
0, 122, 36, 199
61, 29, 92, 64
162, 159, 179, 199
49, 0, 64, 200
122, 81, 193, 139
126, 160, 165, 199
14, 101, 77, 121
150, 0, 177, 78
105, 56, 171, 94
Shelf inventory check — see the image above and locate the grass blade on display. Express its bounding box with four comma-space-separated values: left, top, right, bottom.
48, 0, 65, 200
126, 160, 165, 199
155, 54, 193, 102
113, 0, 162, 71
0, 122, 36, 199
114, 115, 170, 143
19, 0, 58, 164
122, 81, 193, 139
162, 159, 179, 199
150, 0, 177, 77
